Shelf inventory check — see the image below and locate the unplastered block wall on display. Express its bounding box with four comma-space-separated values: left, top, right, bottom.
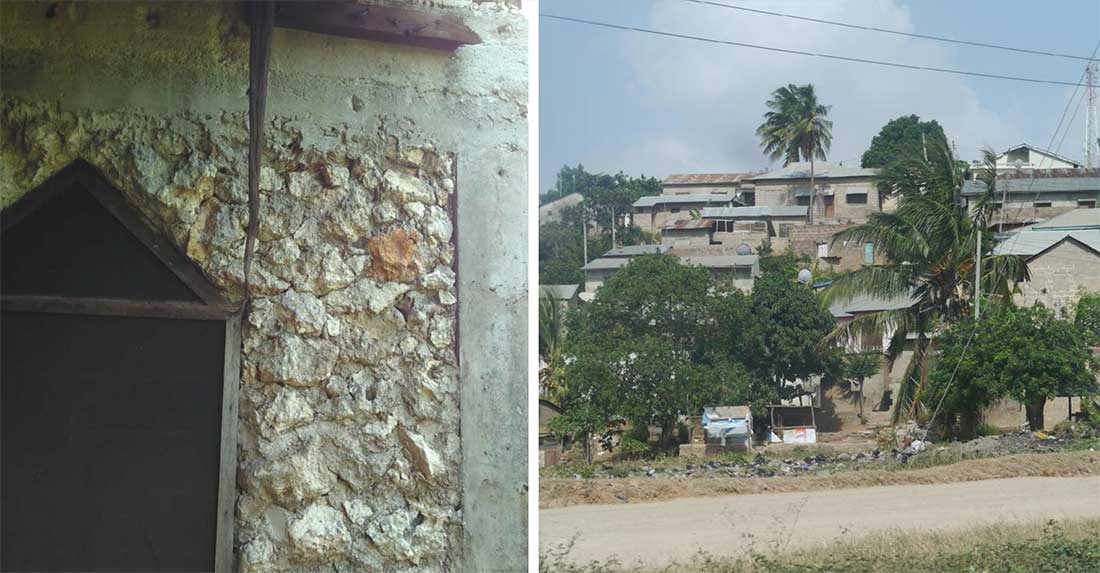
0, 1, 527, 572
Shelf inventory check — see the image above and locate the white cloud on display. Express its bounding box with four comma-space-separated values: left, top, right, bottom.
616, 0, 1024, 176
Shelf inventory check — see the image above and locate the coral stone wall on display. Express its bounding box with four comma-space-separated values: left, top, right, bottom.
1, 97, 461, 571
1, 0, 528, 569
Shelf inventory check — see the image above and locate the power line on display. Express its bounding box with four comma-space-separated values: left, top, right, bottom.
541, 13, 1099, 88
680, 0, 1099, 62
1000, 40, 1099, 244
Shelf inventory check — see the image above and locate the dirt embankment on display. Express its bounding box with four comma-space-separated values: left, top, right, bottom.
540, 450, 1100, 508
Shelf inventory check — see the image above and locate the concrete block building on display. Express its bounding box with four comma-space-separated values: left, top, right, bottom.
747, 162, 881, 224
994, 208, 1100, 314
962, 168, 1100, 230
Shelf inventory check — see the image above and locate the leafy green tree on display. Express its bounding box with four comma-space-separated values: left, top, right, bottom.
1075, 293, 1100, 346
823, 133, 1026, 421
750, 255, 837, 396
843, 350, 882, 418
560, 254, 753, 445
861, 115, 948, 168
756, 84, 833, 223
925, 304, 1097, 436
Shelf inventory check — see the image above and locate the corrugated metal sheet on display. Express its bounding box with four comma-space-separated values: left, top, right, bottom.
828, 292, 918, 318
961, 176, 1100, 196
581, 257, 630, 271
679, 254, 759, 268
661, 218, 714, 230
994, 230, 1100, 256
994, 209, 1100, 256
603, 244, 671, 257
538, 284, 579, 300
749, 162, 878, 181
633, 193, 739, 208
702, 206, 808, 218
663, 172, 761, 185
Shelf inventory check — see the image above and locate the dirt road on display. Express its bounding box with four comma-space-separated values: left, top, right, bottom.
540, 476, 1100, 567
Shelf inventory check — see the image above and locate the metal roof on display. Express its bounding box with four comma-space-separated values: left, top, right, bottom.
748, 162, 878, 181
679, 254, 759, 269
602, 244, 671, 257
998, 143, 1082, 167
1030, 208, 1100, 231
632, 193, 740, 208
663, 172, 760, 185
828, 292, 918, 318
994, 231, 1100, 257
961, 176, 1100, 196
662, 218, 715, 230
993, 210, 1100, 257
584, 253, 759, 272
538, 284, 579, 300
582, 257, 632, 271
702, 206, 808, 218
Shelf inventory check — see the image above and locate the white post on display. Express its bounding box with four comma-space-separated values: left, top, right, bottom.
975, 226, 982, 321
611, 205, 616, 247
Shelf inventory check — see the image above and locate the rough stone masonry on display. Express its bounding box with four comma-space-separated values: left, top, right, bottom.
1, 1, 528, 571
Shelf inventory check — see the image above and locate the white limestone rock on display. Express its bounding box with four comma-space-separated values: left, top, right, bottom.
259, 386, 315, 438
288, 503, 350, 558
324, 279, 410, 315
382, 170, 435, 205
255, 333, 338, 387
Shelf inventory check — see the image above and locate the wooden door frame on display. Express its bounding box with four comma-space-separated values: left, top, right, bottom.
1, 160, 242, 573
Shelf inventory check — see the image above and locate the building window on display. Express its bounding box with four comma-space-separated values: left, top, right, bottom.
670, 207, 681, 213
734, 267, 752, 280
847, 192, 868, 204
778, 223, 794, 238
795, 196, 811, 206
817, 243, 828, 258
741, 191, 756, 206
1079, 200, 1097, 208
1034, 201, 1052, 208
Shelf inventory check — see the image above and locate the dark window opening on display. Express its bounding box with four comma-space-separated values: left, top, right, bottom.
846, 192, 868, 204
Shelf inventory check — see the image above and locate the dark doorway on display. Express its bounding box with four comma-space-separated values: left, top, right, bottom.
1, 161, 239, 572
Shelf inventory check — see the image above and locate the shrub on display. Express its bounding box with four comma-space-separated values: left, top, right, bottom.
1076, 293, 1100, 346
619, 438, 650, 459
977, 422, 1002, 437
627, 423, 651, 443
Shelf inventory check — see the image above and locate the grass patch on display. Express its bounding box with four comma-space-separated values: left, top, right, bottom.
540, 518, 1100, 572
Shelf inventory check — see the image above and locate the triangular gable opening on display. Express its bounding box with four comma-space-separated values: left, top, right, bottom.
1, 160, 234, 318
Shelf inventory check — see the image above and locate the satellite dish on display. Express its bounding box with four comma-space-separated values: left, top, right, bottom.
736, 243, 752, 256
1013, 158, 1024, 170
797, 269, 813, 284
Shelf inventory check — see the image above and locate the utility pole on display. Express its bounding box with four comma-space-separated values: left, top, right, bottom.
581, 202, 588, 264
1085, 60, 1099, 168
610, 205, 616, 248
974, 226, 982, 321
922, 131, 928, 162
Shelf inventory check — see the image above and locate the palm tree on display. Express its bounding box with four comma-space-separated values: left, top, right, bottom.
756, 84, 833, 223
538, 294, 567, 403
821, 134, 1025, 422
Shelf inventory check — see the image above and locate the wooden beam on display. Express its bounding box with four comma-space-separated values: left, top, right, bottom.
272, 1, 481, 51
214, 318, 242, 573
1, 295, 239, 320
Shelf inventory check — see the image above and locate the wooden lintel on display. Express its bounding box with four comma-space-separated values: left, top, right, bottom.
271, 1, 481, 51
2, 295, 239, 321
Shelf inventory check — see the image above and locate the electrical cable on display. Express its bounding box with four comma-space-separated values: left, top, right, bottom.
680, 0, 1099, 62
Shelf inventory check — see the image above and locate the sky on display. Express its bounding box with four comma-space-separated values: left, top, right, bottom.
539, 0, 1100, 194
